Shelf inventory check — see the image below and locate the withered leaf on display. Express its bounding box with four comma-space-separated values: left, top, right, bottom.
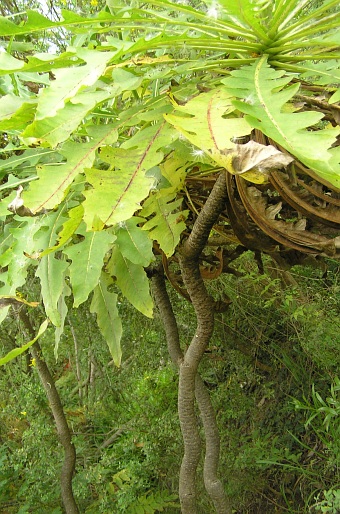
225, 141, 294, 184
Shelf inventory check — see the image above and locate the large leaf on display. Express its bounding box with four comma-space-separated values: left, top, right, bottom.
108, 246, 153, 318
223, 56, 340, 187
22, 124, 118, 213
64, 227, 116, 308
164, 89, 252, 170
90, 272, 122, 366
83, 122, 176, 229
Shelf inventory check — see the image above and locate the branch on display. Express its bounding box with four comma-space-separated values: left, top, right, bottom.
19, 309, 79, 514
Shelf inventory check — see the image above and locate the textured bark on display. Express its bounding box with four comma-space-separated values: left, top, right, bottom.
19, 310, 79, 514
178, 172, 229, 513
195, 375, 231, 514
152, 173, 231, 513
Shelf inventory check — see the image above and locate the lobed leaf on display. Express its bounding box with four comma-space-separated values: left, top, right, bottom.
23, 124, 118, 213
33, 49, 114, 121
164, 88, 251, 170
114, 217, 154, 267
83, 122, 176, 229
141, 193, 188, 257
34, 208, 70, 326
223, 56, 340, 187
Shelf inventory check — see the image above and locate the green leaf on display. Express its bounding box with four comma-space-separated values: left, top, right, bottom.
114, 217, 154, 267
54, 281, 71, 359
0, 319, 49, 366
23, 124, 118, 213
34, 209, 70, 326
108, 246, 153, 318
0, 94, 25, 121
0, 174, 38, 192
223, 56, 340, 187
83, 122, 175, 229
164, 88, 251, 168
64, 228, 116, 307
0, 218, 45, 324
7, 218, 45, 289
90, 272, 122, 366
295, 60, 340, 87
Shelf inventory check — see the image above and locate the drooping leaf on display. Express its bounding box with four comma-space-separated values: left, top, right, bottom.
0, 319, 49, 367
223, 56, 340, 187
64, 228, 116, 308
34, 209, 70, 326
90, 272, 122, 366
108, 246, 153, 318
83, 122, 176, 229
0, 218, 45, 324
54, 281, 71, 359
23, 124, 118, 213
7, 217, 45, 289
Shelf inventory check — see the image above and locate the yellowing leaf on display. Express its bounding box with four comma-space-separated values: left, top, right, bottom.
223, 56, 340, 188
23, 124, 118, 213
83, 122, 175, 229
164, 88, 252, 168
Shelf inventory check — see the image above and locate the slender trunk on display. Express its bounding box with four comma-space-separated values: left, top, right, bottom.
177, 172, 229, 513
195, 375, 231, 513
19, 310, 79, 514
152, 251, 231, 513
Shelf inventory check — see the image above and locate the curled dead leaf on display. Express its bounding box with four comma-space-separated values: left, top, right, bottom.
224, 141, 294, 184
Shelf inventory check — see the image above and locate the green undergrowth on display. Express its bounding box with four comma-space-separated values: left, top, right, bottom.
0, 256, 339, 513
